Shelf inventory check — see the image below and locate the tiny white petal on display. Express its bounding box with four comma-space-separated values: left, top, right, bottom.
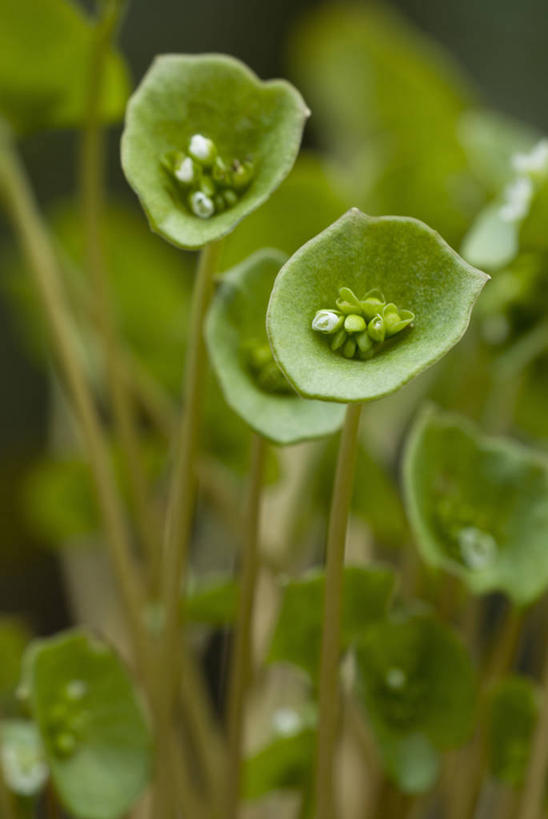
189, 134, 215, 163
512, 139, 548, 176
190, 191, 215, 219
273, 708, 302, 737
174, 156, 195, 184
499, 176, 533, 223
312, 309, 341, 333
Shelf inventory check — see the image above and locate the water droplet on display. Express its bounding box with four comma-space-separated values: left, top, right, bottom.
385, 667, 407, 691
458, 526, 497, 570
272, 708, 301, 737
65, 680, 87, 701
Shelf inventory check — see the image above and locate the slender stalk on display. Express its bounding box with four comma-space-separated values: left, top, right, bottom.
314, 402, 363, 819
0, 133, 149, 680
160, 239, 223, 707
0, 724, 16, 819
81, 0, 161, 592
518, 648, 548, 819
226, 433, 267, 819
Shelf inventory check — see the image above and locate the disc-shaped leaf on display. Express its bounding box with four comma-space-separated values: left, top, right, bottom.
244, 727, 315, 801
268, 565, 395, 679
267, 209, 488, 403
24, 630, 152, 819
121, 55, 308, 249
354, 612, 476, 753
487, 676, 538, 787
206, 249, 345, 444
0, 720, 48, 797
185, 576, 239, 626
0, 0, 129, 134
403, 405, 548, 604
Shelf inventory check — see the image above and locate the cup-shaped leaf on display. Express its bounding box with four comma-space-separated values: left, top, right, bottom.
487, 676, 538, 788
121, 55, 308, 249
1, 0, 129, 134
244, 725, 315, 801
0, 720, 48, 797
403, 405, 548, 605
354, 612, 476, 758
267, 209, 488, 403
268, 565, 395, 679
206, 249, 345, 444
23, 630, 152, 819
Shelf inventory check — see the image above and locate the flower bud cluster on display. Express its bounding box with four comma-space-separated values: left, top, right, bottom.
245, 341, 295, 395
163, 133, 255, 219
311, 286, 414, 360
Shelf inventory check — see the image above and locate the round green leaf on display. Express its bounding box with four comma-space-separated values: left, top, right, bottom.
1, 720, 48, 797
461, 202, 518, 271
487, 675, 538, 787
121, 54, 308, 249
244, 727, 315, 801
403, 405, 548, 604
267, 209, 488, 403
25, 630, 152, 819
354, 612, 476, 752
185, 575, 239, 626
268, 565, 395, 679
0, 0, 129, 134
206, 248, 345, 444
372, 729, 440, 794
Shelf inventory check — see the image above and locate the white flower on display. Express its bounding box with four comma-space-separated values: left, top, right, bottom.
311, 309, 342, 334
188, 133, 216, 165
189, 191, 215, 219
512, 139, 548, 177
499, 176, 533, 223
273, 708, 302, 737
174, 155, 195, 184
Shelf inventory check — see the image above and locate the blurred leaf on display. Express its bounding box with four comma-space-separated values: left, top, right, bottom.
354, 611, 476, 791
267, 210, 488, 403
121, 54, 308, 249
221, 154, 349, 269
206, 248, 345, 444
0, 0, 129, 133
244, 728, 314, 801
0, 619, 31, 712
487, 675, 538, 788
185, 576, 238, 626
0, 720, 48, 797
290, 3, 482, 243
268, 565, 395, 679
461, 203, 518, 271
25, 629, 152, 819
403, 404, 548, 604
521, 176, 548, 252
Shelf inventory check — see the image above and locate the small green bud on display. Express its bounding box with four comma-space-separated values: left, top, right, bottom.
248, 343, 272, 372
367, 314, 386, 343
344, 313, 367, 333
356, 330, 374, 357
53, 731, 77, 758
257, 361, 293, 395
173, 154, 196, 185
199, 175, 216, 198
342, 338, 357, 359
360, 288, 385, 320
331, 329, 347, 351
312, 309, 344, 334
383, 303, 415, 337
214, 194, 226, 213
224, 189, 238, 208
336, 286, 363, 315
231, 159, 254, 190
188, 134, 217, 167
212, 156, 230, 186
189, 191, 215, 219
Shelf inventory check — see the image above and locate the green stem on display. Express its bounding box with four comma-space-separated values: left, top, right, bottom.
314, 402, 363, 819
0, 723, 16, 819
0, 131, 149, 681
81, 0, 161, 593
160, 239, 223, 718
518, 648, 548, 819
226, 433, 267, 819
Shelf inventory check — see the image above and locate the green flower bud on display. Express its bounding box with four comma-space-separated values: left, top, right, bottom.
344, 313, 367, 333
360, 288, 386, 320
212, 155, 230, 186
342, 337, 357, 359
189, 190, 215, 219
383, 303, 415, 337
367, 314, 386, 343
224, 189, 239, 208
356, 330, 374, 358
53, 731, 77, 758
199, 175, 216, 198
312, 309, 344, 334
214, 194, 226, 213
331, 328, 347, 351
248, 343, 272, 372
336, 286, 363, 315
231, 159, 254, 190
188, 133, 217, 167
